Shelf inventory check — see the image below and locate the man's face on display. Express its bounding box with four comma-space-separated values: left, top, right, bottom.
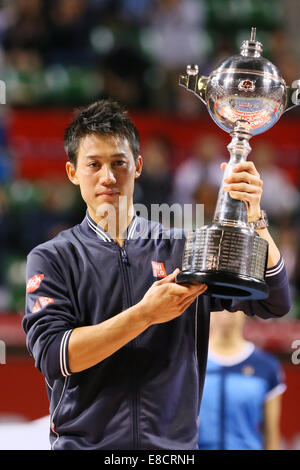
66, 133, 142, 224
210, 310, 246, 337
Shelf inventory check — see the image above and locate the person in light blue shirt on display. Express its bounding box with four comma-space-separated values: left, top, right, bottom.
198, 310, 286, 450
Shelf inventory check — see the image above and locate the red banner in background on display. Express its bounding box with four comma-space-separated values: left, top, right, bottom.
6, 108, 300, 181
7, 109, 72, 180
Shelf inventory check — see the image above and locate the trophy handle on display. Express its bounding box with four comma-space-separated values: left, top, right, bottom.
179, 65, 208, 105
284, 80, 300, 112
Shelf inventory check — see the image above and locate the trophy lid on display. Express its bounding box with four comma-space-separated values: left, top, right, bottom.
240, 27, 263, 58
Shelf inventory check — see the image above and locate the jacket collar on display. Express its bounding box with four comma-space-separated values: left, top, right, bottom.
83, 210, 139, 242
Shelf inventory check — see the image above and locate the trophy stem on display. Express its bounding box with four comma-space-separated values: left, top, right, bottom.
213, 122, 252, 226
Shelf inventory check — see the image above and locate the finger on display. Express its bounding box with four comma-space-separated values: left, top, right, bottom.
180, 286, 208, 309
180, 283, 207, 298
178, 282, 207, 300
169, 282, 207, 297
220, 162, 227, 172
226, 190, 261, 203
232, 161, 260, 177
224, 171, 262, 187
223, 182, 263, 195
155, 268, 180, 285
165, 281, 206, 300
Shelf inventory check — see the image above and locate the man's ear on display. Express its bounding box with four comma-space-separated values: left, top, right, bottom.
66, 161, 79, 185
135, 155, 143, 179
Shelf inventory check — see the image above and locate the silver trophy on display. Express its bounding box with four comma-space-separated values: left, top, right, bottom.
176, 28, 300, 300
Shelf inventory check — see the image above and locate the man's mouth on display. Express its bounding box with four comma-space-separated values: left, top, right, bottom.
96, 190, 120, 197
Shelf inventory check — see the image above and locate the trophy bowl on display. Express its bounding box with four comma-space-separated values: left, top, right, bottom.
176, 28, 300, 300
206, 53, 286, 136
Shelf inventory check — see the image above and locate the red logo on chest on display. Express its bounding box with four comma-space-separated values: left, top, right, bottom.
151, 261, 167, 278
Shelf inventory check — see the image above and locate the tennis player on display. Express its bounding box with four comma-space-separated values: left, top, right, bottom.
22, 99, 290, 450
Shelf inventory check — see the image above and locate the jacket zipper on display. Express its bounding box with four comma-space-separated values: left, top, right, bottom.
118, 244, 139, 450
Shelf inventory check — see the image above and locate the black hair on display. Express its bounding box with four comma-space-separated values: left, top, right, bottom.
64, 99, 140, 167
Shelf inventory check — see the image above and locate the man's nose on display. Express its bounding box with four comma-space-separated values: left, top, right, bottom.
99, 164, 116, 185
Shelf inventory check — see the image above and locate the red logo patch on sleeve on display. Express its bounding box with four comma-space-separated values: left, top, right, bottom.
151, 261, 167, 278
32, 299, 41, 313
39, 296, 54, 308
26, 274, 44, 293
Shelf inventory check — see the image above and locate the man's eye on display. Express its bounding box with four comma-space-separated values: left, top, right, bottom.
114, 160, 125, 166
88, 162, 99, 168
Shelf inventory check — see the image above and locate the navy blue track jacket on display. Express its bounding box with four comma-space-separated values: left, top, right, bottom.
22, 213, 291, 450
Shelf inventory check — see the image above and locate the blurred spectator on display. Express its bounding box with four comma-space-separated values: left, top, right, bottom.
0, 1, 16, 43
145, 0, 207, 71
100, 45, 150, 109
141, 0, 209, 111
45, 0, 93, 66
0, 177, 85, 313
2, 0, 49, 70
134, 0, 209, 110
0, 147, 14, 183
15, 179, 79, 254
198, 310, 286, 450
268, 29, 300, 88
88, 0, 124, 24
172, 134, 225, 205
0, 111, 14, 183
119, 0, 154, 25
193, 182, 217, 223
277, 223, 299, 283
252, 141, 300, 223
276, 221, 300, 316
135, 134, 173, 212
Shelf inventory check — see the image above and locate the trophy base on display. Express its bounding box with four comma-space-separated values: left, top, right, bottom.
176, 269, 268, 300
177, 222, 269, 301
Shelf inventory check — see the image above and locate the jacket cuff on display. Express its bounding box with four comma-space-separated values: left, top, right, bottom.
265, 256, 287, 289
265, 257, 284, 278
60, 330, 73, 377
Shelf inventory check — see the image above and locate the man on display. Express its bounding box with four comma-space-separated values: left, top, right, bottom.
197, 310, 286, 450
22, 99, 290, 450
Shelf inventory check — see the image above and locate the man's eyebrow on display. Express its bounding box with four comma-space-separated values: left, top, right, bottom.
111, 153, 128, 158
84, 153, 128, 159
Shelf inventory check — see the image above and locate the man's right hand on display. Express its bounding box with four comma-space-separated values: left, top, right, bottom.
68, 269, 207, 373
139, 268, 207, 326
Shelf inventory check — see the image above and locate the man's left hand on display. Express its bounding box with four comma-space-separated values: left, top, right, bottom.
221, 161, 263, 222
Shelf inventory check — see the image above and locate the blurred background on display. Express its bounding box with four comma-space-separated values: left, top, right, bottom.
0, 0, 300, 450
